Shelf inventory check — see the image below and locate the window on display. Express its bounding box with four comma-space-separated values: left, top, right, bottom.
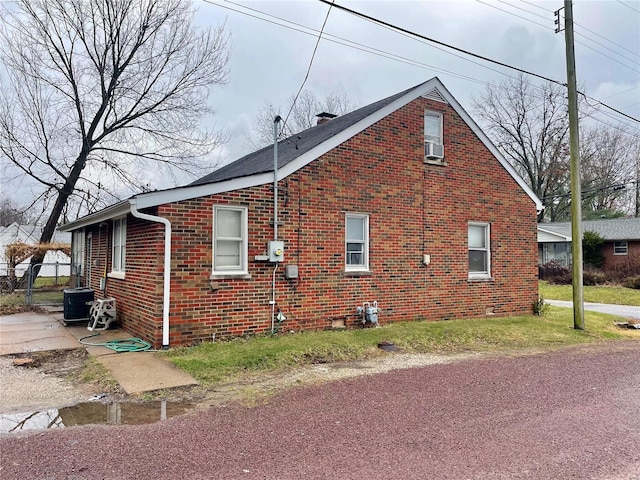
346, 214, 369, 271
111, 217, 126, 274
424, 111, 444, 160
72, 229, 85, 277
613, 241, 628, 255
468, 222, 490, 278
213, 206, 248, 274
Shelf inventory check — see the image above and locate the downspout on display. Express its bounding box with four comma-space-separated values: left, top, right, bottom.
129, 200, 172, 349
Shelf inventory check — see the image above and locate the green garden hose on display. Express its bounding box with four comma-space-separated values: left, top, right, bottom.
80, 333, 152, 352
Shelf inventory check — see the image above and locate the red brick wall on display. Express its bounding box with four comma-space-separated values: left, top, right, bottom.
96, 96, 539, 347
602, 240, 640, 276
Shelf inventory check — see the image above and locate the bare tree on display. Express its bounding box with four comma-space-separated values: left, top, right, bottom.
0, 197, 32, 227
0, 0, 229, 269
473, 74, 576, 221
580, 124, 638, 218
246, 90, 357, 150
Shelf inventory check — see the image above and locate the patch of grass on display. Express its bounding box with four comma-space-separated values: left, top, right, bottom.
539, 280, 640, 306
0, 292, 26, 307
163, 307, 637, 387
71, 356, 121, 392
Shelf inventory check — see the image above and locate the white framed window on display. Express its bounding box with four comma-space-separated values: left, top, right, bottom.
613, 241, 628, 255
424, 111, 444, 160
468, 222, 491, 278
346, 213, 369, 271
213, 206, 248, 275
111, 217, 126, 274
72, 229, 85, 277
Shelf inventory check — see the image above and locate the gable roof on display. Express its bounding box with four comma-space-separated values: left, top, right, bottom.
538, 217, 640, 242
61, 77, 542, 232
190, 84, 419, 186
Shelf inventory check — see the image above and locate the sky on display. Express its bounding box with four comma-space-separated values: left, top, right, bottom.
0, 0, 638, 203
191, 0, 640, 172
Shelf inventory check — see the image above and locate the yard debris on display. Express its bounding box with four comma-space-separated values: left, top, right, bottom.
88, 393, 107, 401
614, 321, 640, 329
378, 341, 399, 352
12, 358, 34, 367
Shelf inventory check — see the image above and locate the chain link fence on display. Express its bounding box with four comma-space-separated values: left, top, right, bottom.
0, 263, 74, 306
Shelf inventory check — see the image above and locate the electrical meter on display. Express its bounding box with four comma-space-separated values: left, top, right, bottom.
268, 240, 285, 262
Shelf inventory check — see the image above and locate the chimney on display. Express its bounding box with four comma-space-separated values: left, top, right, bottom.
316, 112, 337, 125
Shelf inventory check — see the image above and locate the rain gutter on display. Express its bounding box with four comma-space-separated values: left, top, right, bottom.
129, 199, 172, 349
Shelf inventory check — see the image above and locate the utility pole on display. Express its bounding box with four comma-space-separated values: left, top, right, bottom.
636, 163, 640, 218
557, 1, 584, 329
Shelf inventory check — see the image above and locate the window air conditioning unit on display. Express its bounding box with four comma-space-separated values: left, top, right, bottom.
425, 142, 444, 159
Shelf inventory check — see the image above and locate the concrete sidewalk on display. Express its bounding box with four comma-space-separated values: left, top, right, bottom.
0, 311, 196, 394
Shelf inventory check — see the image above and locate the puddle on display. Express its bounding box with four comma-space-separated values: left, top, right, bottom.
0, 400, 195, 434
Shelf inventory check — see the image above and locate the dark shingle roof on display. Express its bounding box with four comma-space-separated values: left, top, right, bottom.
190, 83, 424, 186
539, 217, 640, 241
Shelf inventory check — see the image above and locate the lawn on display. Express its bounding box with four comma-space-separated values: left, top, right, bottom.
539, 281, 640, 306
163, 307, 638, 386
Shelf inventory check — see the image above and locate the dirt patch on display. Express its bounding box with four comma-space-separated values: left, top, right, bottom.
0, 349, 125, 414
5, 342, 637, 415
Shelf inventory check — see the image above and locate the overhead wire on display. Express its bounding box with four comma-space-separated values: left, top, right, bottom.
319, 0, 640, 124
516, 0, 640, 62
518, 0, 640, 60
213, 0, 509, 85
616, 0, 640, 14
199, 0, 640, 127
317, 0, 568, 87
477, 0, 640, 73
280, 1, 334, 138
476, 0, 553, 30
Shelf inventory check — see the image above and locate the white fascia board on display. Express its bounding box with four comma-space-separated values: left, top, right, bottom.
59, 201, 131, 231
537, 227, 572, 242
134, 172, 275, 209
434, 81, 544, 212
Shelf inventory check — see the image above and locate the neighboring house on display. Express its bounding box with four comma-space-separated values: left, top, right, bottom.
537, 217, 640, 273
0, 223, 71, 277
60, 77, 542, 348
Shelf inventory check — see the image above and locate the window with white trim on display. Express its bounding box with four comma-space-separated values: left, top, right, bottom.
468, 222, 490, 278
613, 241, 628, 255
424, 111, 444, 161
72, 229, 85, 277
346, 214, 369, 271
213, 206, 248, 274
111, 217, 126, 274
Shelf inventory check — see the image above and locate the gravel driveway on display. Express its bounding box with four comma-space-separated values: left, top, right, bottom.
1, 341, 639, 479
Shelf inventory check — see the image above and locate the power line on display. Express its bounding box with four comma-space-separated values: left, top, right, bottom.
200, 0, 640, 126
574, 21, 639, 59
280, 1, 333, 137
476, 0, 553, 30
617, 0, 640, 14
208, 0, 505, 85
320, 0, 640, 124
519, 0, 551, 14
573, 37, 640, 74
479, 0, 640, 73
520, 0, 640, 60
495, 0, 551, 22
319, 0, 567, 87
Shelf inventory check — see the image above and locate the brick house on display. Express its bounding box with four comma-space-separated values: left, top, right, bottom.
538, 217, 640, 274
60, 77, 542, 348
